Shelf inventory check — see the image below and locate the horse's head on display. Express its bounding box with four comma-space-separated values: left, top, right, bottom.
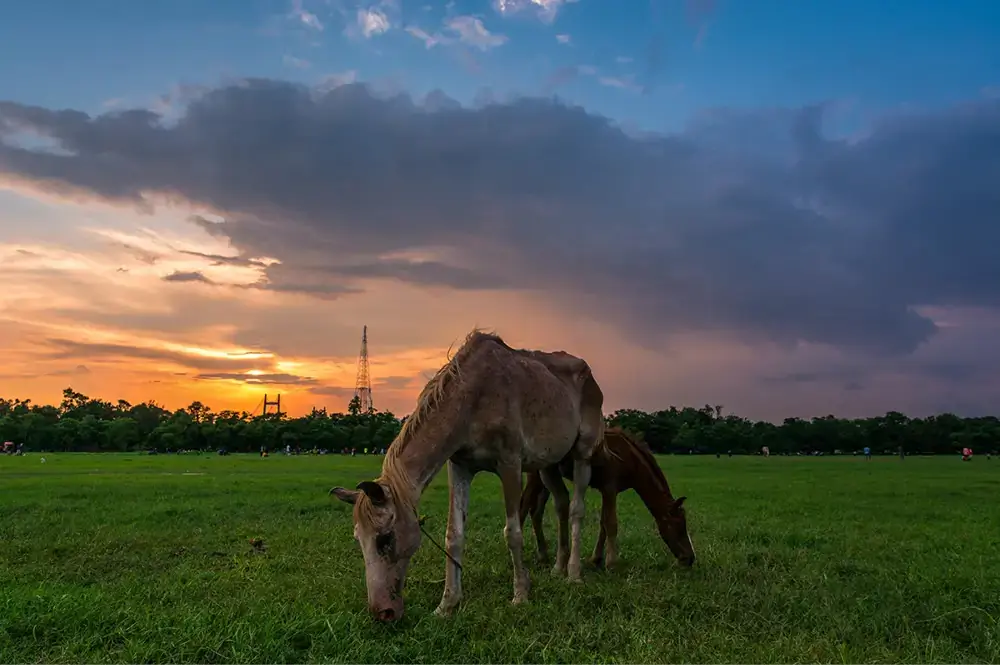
331, 480, 422, 623
656, 496, 695, 567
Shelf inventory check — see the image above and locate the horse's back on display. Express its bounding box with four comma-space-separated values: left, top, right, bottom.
476, 342, 604, 467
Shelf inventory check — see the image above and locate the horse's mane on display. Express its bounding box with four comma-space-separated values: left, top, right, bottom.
604, 426, 674, 498
365, 328, 503, 520
394, 328, 503, 448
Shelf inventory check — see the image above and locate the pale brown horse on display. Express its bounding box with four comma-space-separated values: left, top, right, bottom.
332, 330, 605, 623
520, 427, 695, 569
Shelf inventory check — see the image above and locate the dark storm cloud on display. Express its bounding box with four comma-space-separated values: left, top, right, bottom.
305, 260, 514, 290
3, 82, 1000, 355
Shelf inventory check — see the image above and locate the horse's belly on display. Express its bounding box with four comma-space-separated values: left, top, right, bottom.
519, 427, 579, 471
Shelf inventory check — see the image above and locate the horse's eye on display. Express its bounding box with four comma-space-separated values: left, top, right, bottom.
375, 532, 394, 556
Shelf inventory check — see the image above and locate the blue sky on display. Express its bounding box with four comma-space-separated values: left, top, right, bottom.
3, 0, 998, 132
2, 0, 1000, 420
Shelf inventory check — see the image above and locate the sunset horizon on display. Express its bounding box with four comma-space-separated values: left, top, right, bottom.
3, 0, 1000, 424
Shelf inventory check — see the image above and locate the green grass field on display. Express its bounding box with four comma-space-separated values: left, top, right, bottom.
1, 453, 998, 663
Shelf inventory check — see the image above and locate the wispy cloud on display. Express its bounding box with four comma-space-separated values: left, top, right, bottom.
195, 371, 318, 386
555, 33, 571, 45
289, 0, 323, 31
597, 75, 642, 93
317, 70, 358, 91
444, 16, 507, 51
162, 270, 215, 285
282, 55, 311, 69
356, 7, 390, 38
405, 26, 443, 49
685, 0, 716, 48
544, 64, 641, 93
492, 0, 578, 24
404, 16, 507, 52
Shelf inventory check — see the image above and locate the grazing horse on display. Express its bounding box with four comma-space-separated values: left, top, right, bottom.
331, 330, 604, 623
520, 427, 695, 569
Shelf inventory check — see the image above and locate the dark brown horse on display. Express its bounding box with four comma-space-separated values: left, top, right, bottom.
519, 427, 695, 569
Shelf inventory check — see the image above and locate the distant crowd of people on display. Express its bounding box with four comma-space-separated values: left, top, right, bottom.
5, 439, 989, 461
250, 445, 389, 458
2, 441, 24, 455
708, 444, 991, 461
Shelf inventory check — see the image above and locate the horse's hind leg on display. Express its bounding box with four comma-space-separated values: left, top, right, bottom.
590, 514, 607, 569
530, 487, 551, 564
539, 465, 570, 576
519, 472, 551, 564
566, 455, 592, 582
498, 461, 531, 604
600, 486, 619, 569
565, 421, 602, 582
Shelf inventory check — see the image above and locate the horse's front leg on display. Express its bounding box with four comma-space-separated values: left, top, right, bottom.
567, 457, 592, 582
499, 461, 530, 604
434, 460, 473, 617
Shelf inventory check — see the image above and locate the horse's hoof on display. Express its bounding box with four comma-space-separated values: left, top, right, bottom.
433, 602, 458, 617
511, 594, 529, 605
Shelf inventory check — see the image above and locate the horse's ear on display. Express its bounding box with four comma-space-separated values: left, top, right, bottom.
331, 486, 359, 504
356, 480, 388, 506
673, 496, 687, 510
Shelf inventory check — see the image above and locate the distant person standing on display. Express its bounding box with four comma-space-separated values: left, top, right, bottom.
863, 446, 871, 461
962, 447, 973, 462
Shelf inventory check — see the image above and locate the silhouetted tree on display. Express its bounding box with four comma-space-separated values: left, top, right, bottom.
0, 386, 996, 455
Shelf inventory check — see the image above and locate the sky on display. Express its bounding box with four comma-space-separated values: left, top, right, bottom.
1, 0, 999, 422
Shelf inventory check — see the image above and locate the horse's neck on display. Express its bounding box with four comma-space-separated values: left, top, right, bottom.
630, 463, 674, 522
389, 409, 469, 499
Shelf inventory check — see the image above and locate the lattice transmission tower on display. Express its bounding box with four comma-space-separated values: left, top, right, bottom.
353, 325, 374, 414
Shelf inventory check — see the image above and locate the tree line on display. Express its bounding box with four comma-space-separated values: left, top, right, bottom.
1, 388, 997, 455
